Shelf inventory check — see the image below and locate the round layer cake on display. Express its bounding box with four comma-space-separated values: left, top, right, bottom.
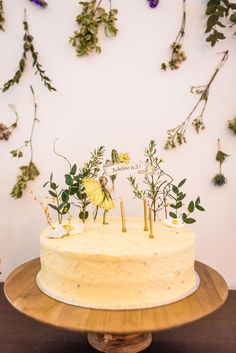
37, 217, 198, 309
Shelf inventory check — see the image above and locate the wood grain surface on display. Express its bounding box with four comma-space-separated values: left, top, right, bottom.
1, 284, 236, 353
3, 258, 228, 334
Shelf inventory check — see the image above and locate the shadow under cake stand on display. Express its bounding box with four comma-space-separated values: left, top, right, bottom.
4, 259, 228, 353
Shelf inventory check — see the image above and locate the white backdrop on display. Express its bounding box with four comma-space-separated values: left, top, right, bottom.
0, 0, 236, 288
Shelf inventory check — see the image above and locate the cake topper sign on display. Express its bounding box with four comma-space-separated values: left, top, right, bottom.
103, 162, 153, 177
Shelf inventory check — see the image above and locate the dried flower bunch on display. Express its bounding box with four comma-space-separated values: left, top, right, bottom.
2, 10, 56, 93
29, 0, 48, 8
69, 0, 118, 56
212, 138, 229, 186
228, 117, 236, 134
161, 0, 186, 71
0, 0, 4, 31
0, 105, 18, 141
164, 50, 228, 149
43, 145, 105, 224
11, 86, 40, 199
205, 0, 236, 47
128, 140, 205, 224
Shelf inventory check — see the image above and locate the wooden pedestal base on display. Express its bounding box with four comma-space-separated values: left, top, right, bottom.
4, 259, 228, 353
87, 332, 152, 353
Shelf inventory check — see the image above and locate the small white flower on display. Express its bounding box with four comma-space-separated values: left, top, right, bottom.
163, 217, 184, 228
48, 224, 67, 239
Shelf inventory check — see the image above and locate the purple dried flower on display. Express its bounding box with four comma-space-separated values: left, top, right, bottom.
29, 0, 48, 8
148, 0, 159, 8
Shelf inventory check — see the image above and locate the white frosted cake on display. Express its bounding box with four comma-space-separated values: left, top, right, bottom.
37, 217, 198, 309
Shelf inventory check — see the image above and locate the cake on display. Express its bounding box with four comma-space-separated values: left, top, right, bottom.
37, 217, 199, 310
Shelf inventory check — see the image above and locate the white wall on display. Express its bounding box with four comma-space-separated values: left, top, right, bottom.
0, 0, 235, 288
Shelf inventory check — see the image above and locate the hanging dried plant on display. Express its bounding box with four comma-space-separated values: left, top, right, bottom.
228, 117, 236, 134
29, 0, 48, 8
69, 0, 118, 57
164, 50, 228, 149
205, 0, 236, 47
0, 105, 19, 141
212, 138, 229, 186
161, 0, 186, 71
0, 0, 4, 31
11, 86, 40, 199
2, 10, 56, 93
147, 0, 159, 9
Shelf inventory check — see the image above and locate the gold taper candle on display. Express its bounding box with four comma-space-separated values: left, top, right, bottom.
148, 206, 154, 238
143, 197, 148, 231
120, 199, 127, 233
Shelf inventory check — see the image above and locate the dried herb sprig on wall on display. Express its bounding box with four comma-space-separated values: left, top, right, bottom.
0, 105, 19, 141
212, 138, 229, 186
228, 117, 236, 134
2, 10, 56, 93
0, 0, 4, 31
205, 0, 236, 47
164, 50, 228, 149
11, 86, 40, 199
69, 0, 118, 57
161, 0, 186, 71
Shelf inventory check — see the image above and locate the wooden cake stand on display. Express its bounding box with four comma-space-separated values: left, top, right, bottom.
4, 259, 228, 353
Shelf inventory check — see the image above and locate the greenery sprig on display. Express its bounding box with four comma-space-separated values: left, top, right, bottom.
44, 145, 105, 223
0, 105, 19, 141
2, 10, 56, 93
128, 140, 173, 221
0, 0, 4, 31
212, 138, 229, 186
69, 0, 118, 57
164, 50, 228, 149
228, 117, 236, 134
169, 179, 205, 224
43, 174, 66, 224
11, 86, 40, 198
161, 0, 186, 71
205, 0, 236, 47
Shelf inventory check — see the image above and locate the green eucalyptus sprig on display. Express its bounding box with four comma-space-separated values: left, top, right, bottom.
205, 0, 236, 47
43, 174, 67, 224
128, 140, 173, 221
228, 117, 236, 134
2, 10, 56, 93
0, 105, 19, 141
212, 138, 229, 186
69, 0, 118, 57
0, 0, 5, 31
164, 50, 228, 149
161, 0, 186, 71
169, 179, 205, 224
11, 86, 40, 198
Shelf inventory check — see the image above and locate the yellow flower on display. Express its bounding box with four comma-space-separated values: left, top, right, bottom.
63, 224, 74, 232
119, 153, 130, 164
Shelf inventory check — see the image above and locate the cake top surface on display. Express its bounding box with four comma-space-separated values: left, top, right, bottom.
40, 217, 195, 257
